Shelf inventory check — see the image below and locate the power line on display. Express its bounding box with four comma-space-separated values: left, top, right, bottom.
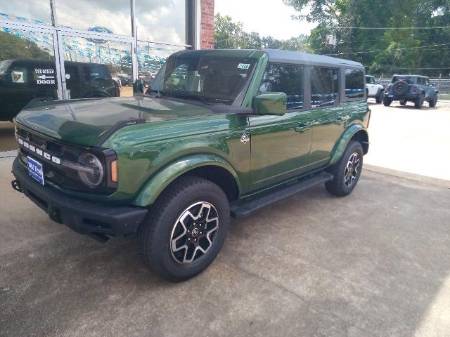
325, 43, 450, 56
335, 25, 450, 30
396, 67, 450, 69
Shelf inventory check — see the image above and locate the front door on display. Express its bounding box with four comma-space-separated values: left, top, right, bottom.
249, 111, 312, 190
248, 62, 312, 191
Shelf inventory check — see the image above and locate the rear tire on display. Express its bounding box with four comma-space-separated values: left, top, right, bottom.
400, 100, 407, 106
138, 176, 230, 282
326, 141, 364, 197
383, 97, 392, 106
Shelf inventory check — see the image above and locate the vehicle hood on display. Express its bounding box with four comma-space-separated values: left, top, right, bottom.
15, 96, 214, 146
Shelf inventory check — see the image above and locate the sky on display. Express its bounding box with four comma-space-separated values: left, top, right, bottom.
215, 0, 316, 40
0, 0, 187, 45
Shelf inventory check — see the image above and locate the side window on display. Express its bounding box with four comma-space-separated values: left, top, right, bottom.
259, 63, 304, 110
311, 67, 339, 108
9, 66, 29, 84
165, 63, 190, 91
345, 68, 365, 99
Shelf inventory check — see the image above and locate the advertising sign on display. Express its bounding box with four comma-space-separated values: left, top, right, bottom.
34, 68, 56, 85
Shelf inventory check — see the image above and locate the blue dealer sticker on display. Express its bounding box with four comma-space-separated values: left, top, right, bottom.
27, 156, 45, 185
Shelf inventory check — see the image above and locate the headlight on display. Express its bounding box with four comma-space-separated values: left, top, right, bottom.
78, 153, 104, 187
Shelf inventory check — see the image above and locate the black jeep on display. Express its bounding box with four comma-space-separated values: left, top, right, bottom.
0, 59, 120, 121
383, 75, 438, 108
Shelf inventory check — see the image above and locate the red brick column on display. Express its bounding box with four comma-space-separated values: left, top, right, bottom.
200, 0, 215, 49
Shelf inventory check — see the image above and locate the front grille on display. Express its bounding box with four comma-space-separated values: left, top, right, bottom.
16, 126, 112, 194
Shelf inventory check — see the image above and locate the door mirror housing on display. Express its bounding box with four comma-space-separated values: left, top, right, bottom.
253, 92, 287, 115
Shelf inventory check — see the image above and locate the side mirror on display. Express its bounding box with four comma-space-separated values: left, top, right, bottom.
253, 92, 287, 115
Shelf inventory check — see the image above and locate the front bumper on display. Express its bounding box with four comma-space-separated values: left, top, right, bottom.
11, 157, 148, 240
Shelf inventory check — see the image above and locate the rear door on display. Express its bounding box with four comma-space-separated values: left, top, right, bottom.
307, 66, 343, 166
249, 62, 312, 190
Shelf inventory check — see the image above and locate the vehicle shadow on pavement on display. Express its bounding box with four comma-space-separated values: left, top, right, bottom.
1, 168, 450, 337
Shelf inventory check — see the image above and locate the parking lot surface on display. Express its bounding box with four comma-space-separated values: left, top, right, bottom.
1, 156, 449, 337
365, 100, 450, 181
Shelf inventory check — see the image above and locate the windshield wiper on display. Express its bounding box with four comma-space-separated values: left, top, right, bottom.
165, 92, 233, 105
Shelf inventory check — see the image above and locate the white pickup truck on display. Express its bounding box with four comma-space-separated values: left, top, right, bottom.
365, 75, 384, 104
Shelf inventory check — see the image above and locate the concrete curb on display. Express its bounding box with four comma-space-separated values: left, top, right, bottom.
365, 164, 450, 189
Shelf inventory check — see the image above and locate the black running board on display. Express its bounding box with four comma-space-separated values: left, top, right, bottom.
231, 172, 333, 218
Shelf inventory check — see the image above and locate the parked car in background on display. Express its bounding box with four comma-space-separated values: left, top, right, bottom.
365, 75, 384, 103
0, 59, 120, 121
11, 49, 370, 281
383, 74, 438, 108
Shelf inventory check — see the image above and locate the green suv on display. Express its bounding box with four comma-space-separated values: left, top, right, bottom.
11, 49, 370, 281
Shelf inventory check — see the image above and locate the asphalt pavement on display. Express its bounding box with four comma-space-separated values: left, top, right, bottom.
1, 156, 449, 337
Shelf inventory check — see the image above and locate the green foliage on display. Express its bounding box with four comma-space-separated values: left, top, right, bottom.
283, 0, 450, 76
0, 31, 51, 61
214, 14, 310, 52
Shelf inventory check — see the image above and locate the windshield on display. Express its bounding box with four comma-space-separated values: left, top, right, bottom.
365, 76, 375, 84
0, 60, 12, 75
157, 54, 256, 104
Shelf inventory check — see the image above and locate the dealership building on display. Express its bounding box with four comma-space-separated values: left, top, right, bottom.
0, 0, 215, 108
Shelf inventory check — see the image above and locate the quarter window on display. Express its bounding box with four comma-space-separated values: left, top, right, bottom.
345, 68, 365, 99
259, 63, 304, 110
311, 67, 339, 107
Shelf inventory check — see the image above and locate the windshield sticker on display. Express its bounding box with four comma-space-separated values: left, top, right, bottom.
11, 70, 25, 83
237, 63, 250, 70
34, 68, 56, 85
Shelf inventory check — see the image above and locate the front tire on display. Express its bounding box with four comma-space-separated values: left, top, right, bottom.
375, 90, 384, 104
415, 94, 424, 109
326, 141, 364, 197
429, 96, 437, 108
138, 176, 230, 282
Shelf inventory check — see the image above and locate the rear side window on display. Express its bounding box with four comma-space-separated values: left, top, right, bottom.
311, 67, 339, 107
259, 63, 304, 110
345, 68, 365, 99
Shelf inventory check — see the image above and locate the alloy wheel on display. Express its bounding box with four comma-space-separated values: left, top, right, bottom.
344, 152, 361, 187
170, 201, 220, 264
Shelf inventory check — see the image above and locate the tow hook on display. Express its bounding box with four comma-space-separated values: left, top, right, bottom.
11, 179, 22, 193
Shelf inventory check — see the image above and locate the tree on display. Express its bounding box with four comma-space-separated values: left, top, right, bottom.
0, 31, 51, 61
214, 14, 310, 52
284, 0, 450, 76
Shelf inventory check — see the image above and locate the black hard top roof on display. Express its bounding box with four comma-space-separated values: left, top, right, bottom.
3, 59, 108, 67
174, 49, 363, 68
393, 74, 429, 78
264, 49, 363, 68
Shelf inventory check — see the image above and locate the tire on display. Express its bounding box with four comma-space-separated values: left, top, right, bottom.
326, 141, 364, 197
429, 96, 437, 108
393, 80, 409, 96
138, 176, 230, 282
400, 100, 407, 106
375, 90, 384, 104
414, 94, 424, 109
383, 97, 392, 106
